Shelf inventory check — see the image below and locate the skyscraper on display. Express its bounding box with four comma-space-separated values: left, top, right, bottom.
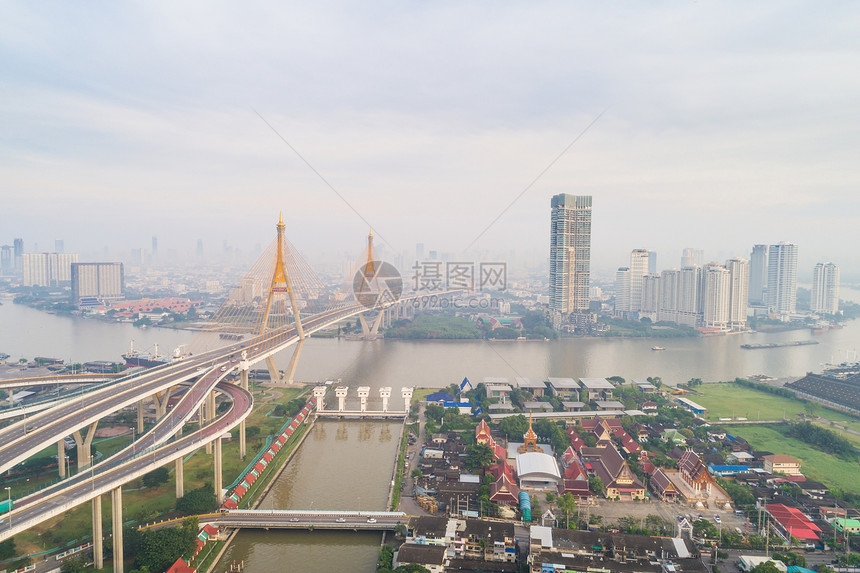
629, 249, 649, 312
678, 266, 702, 327
22, 253, 79, 287
549, 194, 592, 314
54, 239, 64, 253
13, 238, 23, 273
811, 262, 839, 315
749, 245, 767, 305
658, 269, 681, 323
766, 243, 798, 316
726, 258, 749, 330
702, 264, 730, 330
71, 262, 125, 305
614, 267, 631, 314
640, 274, 660, 321
647, 251, 657, 275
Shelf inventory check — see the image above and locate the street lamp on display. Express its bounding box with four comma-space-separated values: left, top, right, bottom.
4, 487, 10, 529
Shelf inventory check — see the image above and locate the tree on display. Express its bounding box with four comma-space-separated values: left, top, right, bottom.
749, 562, 783, 573
246, 425, 261, 438
558, 493, 577, 528
588, 476, 605, 496
0, 539, 16, 561
133, 517, 198, 573
464, 443, 495, 473
142, 466, 170, 488
61, 557, 89, 573
177, 484, 216, 515
394, 565, 431, 573
498, 414, 528, 438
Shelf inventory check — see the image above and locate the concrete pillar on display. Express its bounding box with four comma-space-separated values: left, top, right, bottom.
58, 441, 65, 478
240, 369, 248, 459
8, 387, 13, 407
111, 487, 123, 573
401, 387, 414, 412
357, 386, 370, 412
313, 386, 327, 412
152, 387, 173, 418
214, 436, 223, 503
175, 458, 184, 499
283, 338, 305, 385
137, 400, 144, 434
379, 387, 391, 412
73, 421, 98, 470
92, 495, 103, 570
201, 404, 211, 455
335, 387, 348, 412
205, 392, 216, 454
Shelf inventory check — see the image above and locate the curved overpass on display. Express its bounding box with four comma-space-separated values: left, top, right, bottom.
0, 292, 459, 544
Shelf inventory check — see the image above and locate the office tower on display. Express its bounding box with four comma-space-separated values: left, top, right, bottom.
152, 236, 158, 258
22, 253, 79, 287
678, 266, 702, 327
726, 258, 749, 330
811, 262, 840, 315
416, 243, 425, 260
549, 194, 592, 314
13, 238, 23, 273
766, 243, 798, 316
629, 249, 649, 312
196, 239, 204, 257
54, 239, 64, 253
749, 245, 767, 305
0, 246, 11, 275
647, 251, 657, 275
615, 267, 631, 314
681, 248, 703, 269
640, 274, 660, 321
658, 269, 681, 323
429, 250, 438, 260
702, 264, 730, 330
71, 262, 125, 304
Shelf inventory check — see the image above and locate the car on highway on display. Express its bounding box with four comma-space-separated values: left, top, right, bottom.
336, 517, 346, 523
713, 514, 721, 524
290, 517, 300, 522
366, 518, 377, 523
220, 366, 227, 372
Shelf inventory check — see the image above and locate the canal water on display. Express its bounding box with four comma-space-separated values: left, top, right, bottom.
214, 420, 402, 573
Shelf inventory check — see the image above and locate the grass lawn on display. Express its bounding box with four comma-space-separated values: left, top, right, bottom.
730, 425, 860, 496
694, 383, 860, 446
412, 388, 435, 403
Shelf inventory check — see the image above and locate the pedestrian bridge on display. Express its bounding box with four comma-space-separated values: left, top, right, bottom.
203, 510, 409, 531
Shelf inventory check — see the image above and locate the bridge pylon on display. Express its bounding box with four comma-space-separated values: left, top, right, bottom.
258, 213, 306, 385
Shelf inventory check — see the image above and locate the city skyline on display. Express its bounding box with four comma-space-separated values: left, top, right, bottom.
2, 3, 859, 278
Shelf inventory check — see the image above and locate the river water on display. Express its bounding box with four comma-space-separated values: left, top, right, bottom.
2, 293, 860, 571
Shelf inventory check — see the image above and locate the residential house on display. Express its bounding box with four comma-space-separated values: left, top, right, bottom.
547, 377, 581, 400
579, 378, 615, 401
516, 377, 547, 397
393, 545, 445, 573
763, 454, 802, 476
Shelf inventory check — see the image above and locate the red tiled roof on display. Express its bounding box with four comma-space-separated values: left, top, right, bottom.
766, 504, 820, 541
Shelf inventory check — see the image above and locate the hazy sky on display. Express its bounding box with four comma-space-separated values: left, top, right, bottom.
2, 2, 859, 279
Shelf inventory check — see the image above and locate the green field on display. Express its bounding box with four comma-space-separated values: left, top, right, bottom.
693, 383, 860, 447
729, 425, 860, 496
694, 383, 808, 421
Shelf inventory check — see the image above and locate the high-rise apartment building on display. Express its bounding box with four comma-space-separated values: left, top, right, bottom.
549, 194, 592, 314
22, 253, 79, 287
678, 266, 703, 327
726, 258, 749, 330
749, 245, 767, 305
766, 243, 798, 317
629, 249, 649, 313
71, 262, 125, 304
615, 267, 631, 314
811, 262, 839, 315
13, 238, 23, 273
702, 264, 730, 330
0, 246, 11, 275
640, 274, 660, 321
658, 269, 681, 323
